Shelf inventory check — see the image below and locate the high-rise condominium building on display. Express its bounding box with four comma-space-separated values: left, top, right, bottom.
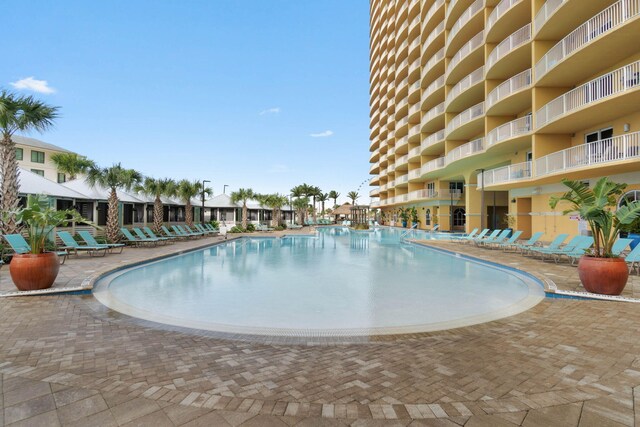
368, 0, 640, 237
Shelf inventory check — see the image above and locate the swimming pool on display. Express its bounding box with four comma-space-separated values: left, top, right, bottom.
94, 227, 545, 336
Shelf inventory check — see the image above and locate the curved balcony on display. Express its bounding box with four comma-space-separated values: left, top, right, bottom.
370, 175, 380, 186
534, 0, 617, 40
421, 157, 447, 175
420, 102, 445, 133
446, 0, 476, 29
395, 173, 410, 187
408, 80, 421, 101
445, 66, 484, 112
535, 0, 640, 87
420, 75, 445, 111
395, 153, 410, 169
446, 0, 485, 56
408, 57, 421, 80
536, 60, 640, 133
446, 31, 484, 84
481, 161, 532, 188
486, 24, 531, 79
369, 162, 380, 174
446, 101, 485, 140
396, 135, 410, 153
408, 189, 439, 201
409, 37, 421, 60
486, 116, 532, 148
395, 96, 409, 119
421, 0, 445, 38
370, 148, 380, 163
486, 68, 532, 115
408, 168, 422, 180
421, 129, 446, 155
486, 0, 530, 43
445, 138, 485, 166
420, 47, 445, 88
408, 144, 421, 162
422, 21, 446, 61
408, 123, 421, 142
535, 131, 640, 178
370, 188, 380, 197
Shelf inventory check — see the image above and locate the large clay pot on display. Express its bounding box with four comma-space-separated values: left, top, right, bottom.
577, 256, 628, 295
9, 252, 60, 291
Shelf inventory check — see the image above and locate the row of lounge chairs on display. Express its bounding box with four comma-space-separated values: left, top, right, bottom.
452, 228, 640, 272
305, 219, 333, 226
120, 224, 219, 246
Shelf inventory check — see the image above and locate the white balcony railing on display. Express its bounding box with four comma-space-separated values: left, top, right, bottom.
396, 174, 409, 184
445, 138, 485, 164
409, 168, 421, 179
408, 123, 421, 138
409, 145, 421, 158
487, 69, 532, 109
423, 21, 445, 54
446, 101, 485, 135
423, 48, 445, 78
396, 194, 409, 203
486, 24, 531, 71
409, 189, 439, 201
481, 161, 532, 186
423, 0, 445, 32
422, 129, 446, 150
533, 0, 566, 33
395, 154, 409, 168
536, 131, 640, 176
423, 75, 445, 102
421, 157, 447, 174
535, 0, 640, 80
409, 102, 421, 116
449, 31, 484, 72
487, 0, 523, 31
536, 60, 640, 128
409, 57, 420, 74
446, 66, 484, 106
397, 135, 409, 148
487, 115, 532, 146
421, 102, 445, 128
449, 0, 484, 42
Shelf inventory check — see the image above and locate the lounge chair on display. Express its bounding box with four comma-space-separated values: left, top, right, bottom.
175, 225, 204, 238
476, 230, 509, 247
489, 230, 523, 250
183, 224, 208, 236
161, 225, 185, 240
3, 234, 68, 264
510, 232, 544, 252
77, 231, 125, 253
195, 224, 218, 235
526, 234, 572, 258
470, 229, 501, 245
625, 244, 640, 273
132, 227, 169, 244
255, 224, 274, 232
611, 238, 634, 256
431, 224, 440, 232
204, 223, 220, 233
57, 231, 108, 257
451, 228, 480, 242
120, 228, 157, 246
288, 223, 303, 230
143, 227, 177, 242
561, 237, 595, 264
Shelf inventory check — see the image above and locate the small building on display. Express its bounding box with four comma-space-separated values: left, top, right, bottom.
13, 135, 75, 183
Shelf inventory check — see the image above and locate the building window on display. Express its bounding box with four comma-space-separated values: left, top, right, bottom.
31, 150, 45, 163
31, 169, 44, 177
449, 181, 464, 195
453, 208, 466, 227
425, 209, 431, 226
15, 148, 23, 161
619, 190, 640, 209
57, 173, 66, 183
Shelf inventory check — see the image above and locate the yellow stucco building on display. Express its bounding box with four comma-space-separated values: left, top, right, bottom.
368, 0, 640, 237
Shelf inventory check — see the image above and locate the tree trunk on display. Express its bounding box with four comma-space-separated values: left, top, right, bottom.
0, 135, 20, 234
185, 201, 193, 227
106, 189, 120, 243
272, 208, 279, 228
153, 196, 163, 233
312, 197, 317, 224
242, 204, 248, 229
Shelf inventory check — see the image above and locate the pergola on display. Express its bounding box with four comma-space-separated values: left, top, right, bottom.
349, 205, 370, 226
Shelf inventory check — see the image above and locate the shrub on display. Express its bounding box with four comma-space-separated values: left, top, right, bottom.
209, 220, 220, 229
245, 223, 256, 232
229, 226, 245, 233
274, 225, 285, 231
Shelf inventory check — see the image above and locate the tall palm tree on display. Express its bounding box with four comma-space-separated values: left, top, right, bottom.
230, 188, 255, 229
347, 191, 359, 205
50, 152, 96, 181
309, 186, 322, 223
292, 197, 310, 226
86, 163, 142, 242
0, 91, 59, 234
328, 190, 340, 208
290, 184, 309, 224
317, 193, 329, 216
176, 180, 212, 227
136, 178, 178, 233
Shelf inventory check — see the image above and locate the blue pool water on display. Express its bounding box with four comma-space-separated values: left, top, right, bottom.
94, 227, 545, 335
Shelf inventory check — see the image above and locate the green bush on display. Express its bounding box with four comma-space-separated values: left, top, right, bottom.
274, 225, 285, 231
229, 226, 245, 233
246, 223, 256, 232
209, 220, 220, 229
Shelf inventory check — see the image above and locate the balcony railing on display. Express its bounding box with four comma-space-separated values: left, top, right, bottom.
409, 15, 420, 30
535, 0, 640, 81
481, 161, 532, 186
423, 0, 445, 32
409, 57, 420, 74
421, 157, 447, 174
396, 174, 409, 184
397, 135, 409, 148
408, 189, 439, 201
423, 21, 445, 54
370, 188, 380, 197
487, 115, 532, 146
395, 154, 409, 168
446, 66, 484, 106
408, 124, 421, 139
410, 37, 421, 52
396, 194, 410, 203
449, 31, 484, 73
423, 75, 445, 102
409, 80, 421, 95
408, 145, 421, 158
408, 168, 422, 179
421, 102, 445, 128
423, 48, 445, 78
398, 116, 410, 127
397, 96, 409, 110
449, 0, 484, 43
422, 129, 446, 150
446, 101, 484, 135
371, 201, 381, 208
487, 68, 532, 109
487, 0, 523, 31
486, 24, 531, 71
533, 0, 565, 33
445, 138, 485, 164
536, 60, 640, 128
536, 131, 640, 176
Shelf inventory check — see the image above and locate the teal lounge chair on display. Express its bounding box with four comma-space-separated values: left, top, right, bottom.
611, 238, 634, 256
120, 228, 157, 246
561, 237, 595, 264
195, 224, 217, 235
451, 228, 478, 241
511, 232, 544, 252
174, 225, 203, 238
625, 244, 640, 274
471, 229, 500, 245
77, 231, 125, 253
476, 229, 509, 247
3, 234, 68, 264
161, 225, 187, 239
57, 231, 108, 257
144, 227, 177, 242
256, 224, 274, 232
132, 227, 168, 244
526, 234, 571, 257
457, 228, 489, 243
490, 230, 523, 249
183, 224, 207, 236
204, 223, 220, 233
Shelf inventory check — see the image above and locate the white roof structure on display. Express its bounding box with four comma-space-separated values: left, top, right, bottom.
204, 194, 240, 208
61, 179, 145, 203
18, 168, 88, 199
12, 135, 74, 153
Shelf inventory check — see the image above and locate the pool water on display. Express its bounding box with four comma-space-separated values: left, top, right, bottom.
94, 227, 545, 336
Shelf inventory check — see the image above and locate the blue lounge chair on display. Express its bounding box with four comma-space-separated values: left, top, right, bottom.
77, 230, 125, 253
477, 229, 509, 247
255, 223, 274, 232
204, 223, 220, 233
195, 224, 217, 235
561, 237, 595, 264
3, 234, 68, 264
490, 230, 523, 249
523, 233, 568, 256
625, 244, 640, 274
161, 225, 187, 240
431, 224, 440, 232
132, 227, 168, 244
144, 227, 177, 242
120, 228, 157, 246
183, 224, 207, 236
57, 231, 108, 257
455, 228, 488, 243
451, 228, 478, 241
527, 234, 572, 258
611, 238, 634, 256
471, 229, 501, 245
174, 225, 203, 238
511, 232, 544, 252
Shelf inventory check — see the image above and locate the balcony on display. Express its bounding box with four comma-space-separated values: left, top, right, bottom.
421, 47, 445, 88
396, 135, 410, 152
447, 0, 485, 56
486, 115, 532, 147
421, 75, 446, 111
486, 0, 530, 43
408, 144, 422, 160
446, 101, 485, 139
536, 60, 640, 133
486, 69, 532, 114
395, 173, 410, 186
481, 161, 532, 187
408, 189, 438, 201
486, 24, 531, 79
420, 102, 445, 132
445, 137, 485, 165
445, 66, 484, 112
408, 168, 422, 180
395, 154, 410, 170
447, 31, 484, 84
536, 131, 640, 177
535, 0, 640, 87
408, 123, 421, 141
370, 188, 380, 197
422, 21, 446, 61
422, 0, 445, 35
533, 0, 565, 34
421, 129, 446, 155
370, 200, 381, 208
370, 175, 380, 186
409, 57, 421, 76
421, 157, 447, 175
370, 162, 380, 174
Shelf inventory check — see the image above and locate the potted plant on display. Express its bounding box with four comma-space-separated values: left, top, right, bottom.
410, 207, 419, 228
398, 207, 409, 228
5, 194, 88, 291
550, 178, 640, 295
503, 213, 516, 237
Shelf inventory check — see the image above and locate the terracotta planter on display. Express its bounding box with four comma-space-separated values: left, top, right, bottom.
577, 256, 628, 295
9, 252, 60, 291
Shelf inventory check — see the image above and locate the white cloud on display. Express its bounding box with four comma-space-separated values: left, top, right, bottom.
10, 77, 56, 94
310, 130, 334, 138
259, 107, 280, 115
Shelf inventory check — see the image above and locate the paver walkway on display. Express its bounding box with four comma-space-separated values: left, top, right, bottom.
0, 229, 639, 426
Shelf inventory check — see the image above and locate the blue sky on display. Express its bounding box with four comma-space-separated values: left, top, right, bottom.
4, 1, 371, 204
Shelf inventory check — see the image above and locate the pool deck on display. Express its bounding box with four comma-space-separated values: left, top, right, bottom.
0, 229, 639, 425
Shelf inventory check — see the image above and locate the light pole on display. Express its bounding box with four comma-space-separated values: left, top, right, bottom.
223, 184, 228, 194
201, 179, 210, 224
476, 169, 485, 230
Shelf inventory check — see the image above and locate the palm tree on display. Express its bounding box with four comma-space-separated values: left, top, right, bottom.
328, 190, 340, 208
177, 180, 212, 227
230, 188, 255, 229
317, 193, 329, 216
309, 186, 322, 223
347, 191, 359, 205
0, 91, 59, 234
257, 193, 288, 227
86, 163, 142, 242
136, 178, 178, 233
290, 184, 310, 224
50, 152, 96, 181
292, 197, 310, 226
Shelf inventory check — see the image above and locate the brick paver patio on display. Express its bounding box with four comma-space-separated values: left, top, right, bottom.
0, 229, 639, 426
